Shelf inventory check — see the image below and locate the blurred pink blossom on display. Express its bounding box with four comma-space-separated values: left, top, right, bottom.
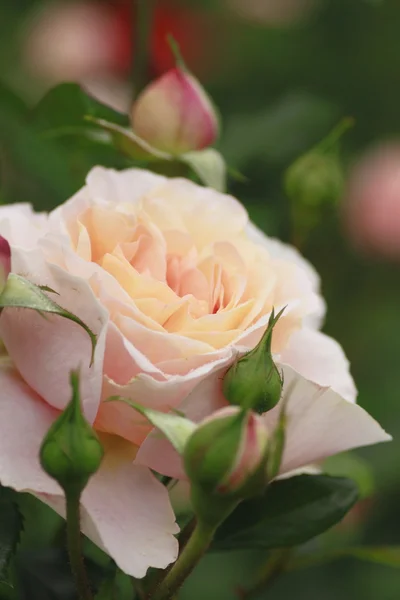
344, 144, 400, 260
226, 0, 319, 26
23, 1, 118, 82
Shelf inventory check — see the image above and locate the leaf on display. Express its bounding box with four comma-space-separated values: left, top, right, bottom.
106, 397, 196, 454
94, 577, 115, 600
0, 487, 23, 581
32, 83, 129, 134
16, 548, 80, 600
15, 547, 105, 600
323, 452, 374, 499
0, 274, 97, 365
181, 148, 227, 192
0, 582, 15, 600
213, 474, 359, 551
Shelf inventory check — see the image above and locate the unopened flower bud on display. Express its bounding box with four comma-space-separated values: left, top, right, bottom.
184, 407, 268, 498
285, 151, 344, 208
285, 119, 352, 209
223, 309, 283, 414
131, 67, 219, 155
0, 236, 11, 293
40, 370, 104, 493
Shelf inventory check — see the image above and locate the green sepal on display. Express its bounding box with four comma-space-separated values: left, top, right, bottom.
181, 149, 227, 193
105, 397, 196, 454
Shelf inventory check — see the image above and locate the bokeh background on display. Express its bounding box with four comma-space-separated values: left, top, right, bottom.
1, 0, 400, 598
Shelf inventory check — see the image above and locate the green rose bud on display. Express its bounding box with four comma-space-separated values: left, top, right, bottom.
223, 309, 284, 414
40, 370, 104, 494
284, 118, 353, 211
184, 407, 269, 499
285, 151, 344, 208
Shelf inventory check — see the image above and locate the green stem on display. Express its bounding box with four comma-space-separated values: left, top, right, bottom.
316, 117, 355, 153
150, 521, 216, 600
238, 549, 292, 599
132, 0, 156, 98
66, 489, 93, 600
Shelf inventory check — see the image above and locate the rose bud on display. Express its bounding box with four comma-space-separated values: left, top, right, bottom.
223, 309, 283, 414
285, 150, 344, 209
40, 370, 104, 494
343, 143, 400, 261
0, 236, 11, 293
131, 66, 219, 155
184, 407, 269, 498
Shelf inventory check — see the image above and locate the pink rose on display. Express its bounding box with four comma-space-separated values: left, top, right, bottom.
344, 143, 400, 260
0, 168, 389, 576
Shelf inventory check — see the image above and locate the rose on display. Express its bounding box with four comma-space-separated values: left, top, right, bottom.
344, 143, 400, 260
0, 168, 389, 577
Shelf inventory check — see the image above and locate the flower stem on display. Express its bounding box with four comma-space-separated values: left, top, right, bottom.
132, 0, 155, 98
66, 489, 93, 600
150, 521, 216, 600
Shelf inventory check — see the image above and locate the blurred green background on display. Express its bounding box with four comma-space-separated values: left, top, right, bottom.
1, 0, 400, 598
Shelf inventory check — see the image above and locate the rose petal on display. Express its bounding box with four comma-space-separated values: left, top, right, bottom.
0, 204, 48, 249
0, 366, 179, 578
81, 437, 179, 578
246, 222, 326, 328
0, 365, 60, 494
280, 328, 357, 403
0, 248, 108, 422
265, 364, 391, 475
97, 347, 233, 445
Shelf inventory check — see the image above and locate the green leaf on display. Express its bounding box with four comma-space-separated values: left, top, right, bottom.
181, 149, 227, 192
323, 452, 374, 499
106, 397, 196, 454
213, 474, 359, 551
0, 487, 23, 582
0, 582, 15, 599
0, 274, 97, 365
94, 577, 115, 600
32, 83, 129, 134
15, 547, 102, 600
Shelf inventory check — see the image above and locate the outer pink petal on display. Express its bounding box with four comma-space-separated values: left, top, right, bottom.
81, 449, 179, 578
280, 328, 357, 403
0, 367, 178, 578
265, 365, 391, 475
0, 365, 61, 495
0, 204, 48, 249
0, 247, 108, 422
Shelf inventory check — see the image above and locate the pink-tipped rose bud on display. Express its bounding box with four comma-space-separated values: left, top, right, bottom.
0, 236, 11, 293
131, 67, 219, 155
184, 407, 269, 498
343, 143, 400, 260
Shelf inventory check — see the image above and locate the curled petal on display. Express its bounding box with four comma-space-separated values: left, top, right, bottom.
265, 365, 391, 475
